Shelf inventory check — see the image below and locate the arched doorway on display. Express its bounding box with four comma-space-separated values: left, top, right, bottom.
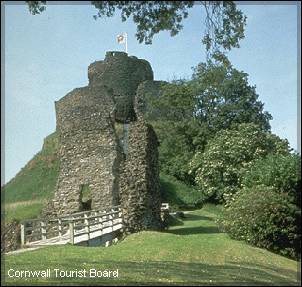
79, 184, 92, 211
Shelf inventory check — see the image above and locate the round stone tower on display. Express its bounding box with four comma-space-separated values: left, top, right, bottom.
88, 51, 153, 122
43, 51, 163, 232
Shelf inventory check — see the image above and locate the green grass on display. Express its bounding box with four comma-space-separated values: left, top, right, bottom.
2, 132, 59, 204
2, 133, 59, 223
160, 173, 202, 211
3, 204, 299, 286
2, 201, 46, 222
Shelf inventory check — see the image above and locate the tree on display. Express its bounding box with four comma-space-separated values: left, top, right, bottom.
145, 81, 204, 184
191, 62, 272, 133
189, 123, 290, 203
145, 62, 273, 184
26, 1, 246, 62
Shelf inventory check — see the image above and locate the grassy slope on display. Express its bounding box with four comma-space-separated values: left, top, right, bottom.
3, 204, 299, 286
160, 173, 201, 211
2, 132, 59, 222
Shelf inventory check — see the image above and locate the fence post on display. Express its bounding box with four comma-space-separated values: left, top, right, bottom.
112, 208, 116, 231
69, 222, 74, 245
98, 211, 102, 223
41, 220, 47, 241
84, 213, 90, 241
108, 211, 113, 232
20, 222, 25, 246
118, 207, 123, 232
99, 214, 103, 235
58, 219, 62, 239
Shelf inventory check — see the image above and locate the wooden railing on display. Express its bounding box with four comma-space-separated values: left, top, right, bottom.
20, 203, 170, 246
20, 206, 122, 246
68, 207, 122, 245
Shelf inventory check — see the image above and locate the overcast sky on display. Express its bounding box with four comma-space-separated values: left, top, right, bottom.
3, 2, 300, 184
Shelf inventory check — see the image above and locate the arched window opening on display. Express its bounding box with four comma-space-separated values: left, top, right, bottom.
80, 184, 92, 211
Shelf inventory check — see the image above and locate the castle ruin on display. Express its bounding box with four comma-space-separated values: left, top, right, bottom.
43, 51, 163, 232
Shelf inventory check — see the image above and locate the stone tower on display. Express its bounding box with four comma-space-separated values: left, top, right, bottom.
43, 51, 163, 232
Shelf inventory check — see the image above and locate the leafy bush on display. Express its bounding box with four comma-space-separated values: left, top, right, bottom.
190, 123, 290, 202
242, 153, 301, 205
220, 186, 301, 259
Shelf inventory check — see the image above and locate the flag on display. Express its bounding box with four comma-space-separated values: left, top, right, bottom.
117, 34, 126, 44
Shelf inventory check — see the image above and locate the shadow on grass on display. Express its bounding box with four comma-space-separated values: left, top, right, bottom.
3, 259, 298, 286
166, 215, 184, 227
166, 225, 221, 235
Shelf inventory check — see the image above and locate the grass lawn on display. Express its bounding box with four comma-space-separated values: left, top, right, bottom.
2, 204, 299, 286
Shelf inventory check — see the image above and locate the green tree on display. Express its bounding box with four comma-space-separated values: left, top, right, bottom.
145, 81, 205, 184
189, 123, 290, 202
147, 63, 273, 184
192, 62, 272, 133
26, 1, 246, 61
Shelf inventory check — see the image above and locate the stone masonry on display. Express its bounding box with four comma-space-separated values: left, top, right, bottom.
43, 51, 163, 232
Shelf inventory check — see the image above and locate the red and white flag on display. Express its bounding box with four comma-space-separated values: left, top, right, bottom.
117, 33, 126, 44
117, 33, 128, 53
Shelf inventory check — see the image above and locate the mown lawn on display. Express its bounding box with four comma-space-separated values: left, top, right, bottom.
2, 204, 299, 286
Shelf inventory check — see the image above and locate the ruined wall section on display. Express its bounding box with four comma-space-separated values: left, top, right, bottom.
120, 119, 162, 233
119, 80, 164, 233
88, 51, 153, 122
48, 85, 123, 216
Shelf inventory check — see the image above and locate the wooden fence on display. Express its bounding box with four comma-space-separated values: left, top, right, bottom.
20, 206, 122, 246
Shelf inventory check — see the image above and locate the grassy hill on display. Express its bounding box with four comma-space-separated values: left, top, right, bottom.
3, 204, 299, 285
160, 173, 202, 211
2, 132, 60, 222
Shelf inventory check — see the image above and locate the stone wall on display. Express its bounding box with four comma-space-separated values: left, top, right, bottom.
45, 85, 123, 216
43, 51, 163, 232
1, 220, 20, 253
120, 117, 162, 233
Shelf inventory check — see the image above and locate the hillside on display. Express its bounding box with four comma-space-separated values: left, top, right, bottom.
2, 132, 59, 222
3, 204, 299, 285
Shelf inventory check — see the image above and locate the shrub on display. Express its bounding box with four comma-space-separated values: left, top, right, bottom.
220, 186, 301, 259
242, 153, 301, 206
189, 123, 290, 202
